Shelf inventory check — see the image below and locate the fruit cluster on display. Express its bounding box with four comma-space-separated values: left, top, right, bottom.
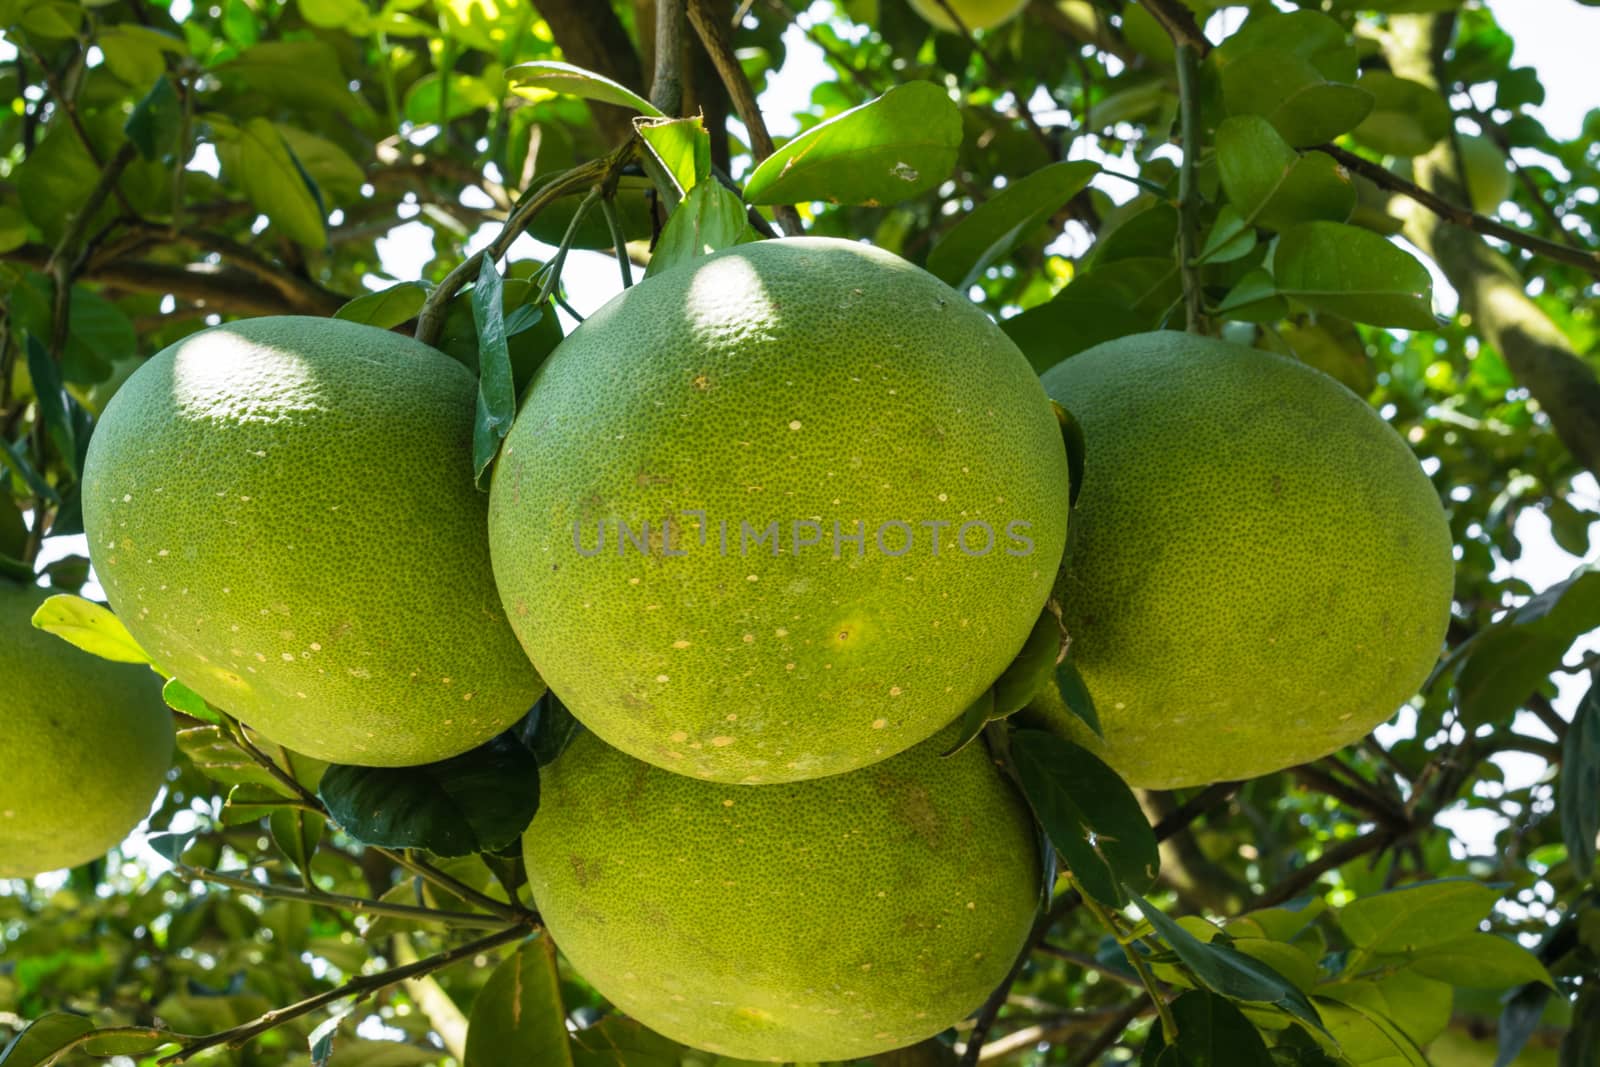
4, 237, 1453, 1062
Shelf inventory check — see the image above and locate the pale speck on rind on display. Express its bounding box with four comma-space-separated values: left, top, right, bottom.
280, 652, 294, 662
710, 736, 735, 747
722, 799, 735, 807
788, 420, 802, 431
655, 674, 670, 683
672, 639, 691, 649
670, 730, 689, 742
725, 713, 738, 722
889, 686, 903, 697
742, 633, 755, 643
746, 574, 759, 582
872, 718, 888, 730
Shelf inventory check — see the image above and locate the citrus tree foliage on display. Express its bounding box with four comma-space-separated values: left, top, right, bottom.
3, 0, 1600, 1065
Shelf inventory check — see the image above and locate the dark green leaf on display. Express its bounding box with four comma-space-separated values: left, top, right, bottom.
506, 61, 663, 118
1213, 10, 1358, 84
463, 937, 570, 1067
1457, 566, 1600, 728
336, 282, 431, 329
926, 160, 1098, 289
24, 334, 76, 477
1561, 674, 1600, 879
941, 687, 996, 758
124, 75, 181, 161
521, 691, 581, 767
1133, 894, 1323, 1029
1052, 400, 1086, 509
1562, 985, 1600, 1067
1337, 878, 1501, 954
1273, 221, 1436, 328
269, 808, 326, 875
1496, 982, 1554, 1067
1214, 269, 1287, 322
222, 783, 297, 826
645, 179, 758, 279
744, 81, 961, 207
471, 257, 515, 488
318, 731, 541, 857
1054, 659, 1103, 738
1011, 729, 1158, 906
1196, 205, 1258, 266
1139, 991, 1274, 1067
1003, 259, 1177, 372
175, 725, 296, 793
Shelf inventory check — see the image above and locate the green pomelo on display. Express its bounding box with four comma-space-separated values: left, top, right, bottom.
0, 582, 173, 877
488, 237, 1069, 783
82, 316, 544, 766
907, 0, 1030, 33
522, 724, 1040, 1062
1036, 332, 1454, 788
1459, 134, 1512, 216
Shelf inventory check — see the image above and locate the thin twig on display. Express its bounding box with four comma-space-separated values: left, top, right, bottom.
1137, 0, 1210, 54
1173, 40, 1205, 332
1250, 825, 1398, 910
599, 196, 635, 288
176, 865, 515, 929
1079, 889, 1178, 1044
1322, 143, 1600, 280
1066, 999, 1150, 1067
926, 0, 1056, 158
414, 154, 620, 346
157, 925, 528, 1064
685, 0, 804, 235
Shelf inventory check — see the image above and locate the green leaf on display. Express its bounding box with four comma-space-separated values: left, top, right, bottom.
175, 725, 296, 793
1456, 566, 1600, 729
645, 180, 758, 279
270, 807, 326, 876
1214, 269, 1287, 322
30, 593, 152, 665
25, 334, 76, 477
1011, 729, 1158, 906
97, 25, 188, 89
1313, 997, 1428, 1066
1219, 49, 1373, 147
1133, 894, 1323, 1029
276, 126, 367, 204
506, 60, 663, 118
1138, 990, 1274, 1067
336, 282, 431, 329
318, 731, 541, 857
926, 160, 1098, 289
743, 81, 961, 207
1321, 971, 1454, 1048
1350, 72, 1452, 157
163, 678, 223, 723
0, 1013, 94, 1067
471, 257, 515, 488
1053, 400, 1085, 510
1196, 205, 1258, 265
1213, 10, 1359, 84
402, 71, 497, 126
992, 612, 1063, 718
1560, 674, 1600, 879
637, 115, 711, 197
1054, 659, 1103, 738
0, 436, 58, 507
520, 690, 582, 768
941, 687, 996, 758
1405, 933, 1557, 990
1215, 116, 1355, 232
0, 202, 26, 255
1337, 879, 1501, 954
463, 937, 571, 1067
213, 116, 327, 248
1273, 221, 1435, 328
1002, 259, 1177, 372
222, 783, 297, 826
215, 40, 363, 114
124, 75, 182, 161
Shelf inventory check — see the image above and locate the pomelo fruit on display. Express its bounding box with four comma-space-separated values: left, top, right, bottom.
82, 316, 544, 767
1034, 332, 1453, 788
0, 581, 173, 877
907, 0, 1030, 33
487, 237, 1069, 784
522, 724, 1040, 1062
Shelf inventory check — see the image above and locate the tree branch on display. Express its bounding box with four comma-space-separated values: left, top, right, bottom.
685, 0, 804, 235
174, 864, 514, 929
1137, 0, 1209, 55
1321, 143, 1600, 281
157, 925, 528, 1064
650, 0, 687, 116
1251, 825, 1398, 910
1173, 40, 1205, 332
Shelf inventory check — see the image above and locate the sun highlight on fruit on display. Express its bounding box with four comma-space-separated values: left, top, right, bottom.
82, 316, 544, 767
522, 724, 1041, 1063
1034, 332, 1454, 788
0, 582, 173, 877
488, 237, 1070, 784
